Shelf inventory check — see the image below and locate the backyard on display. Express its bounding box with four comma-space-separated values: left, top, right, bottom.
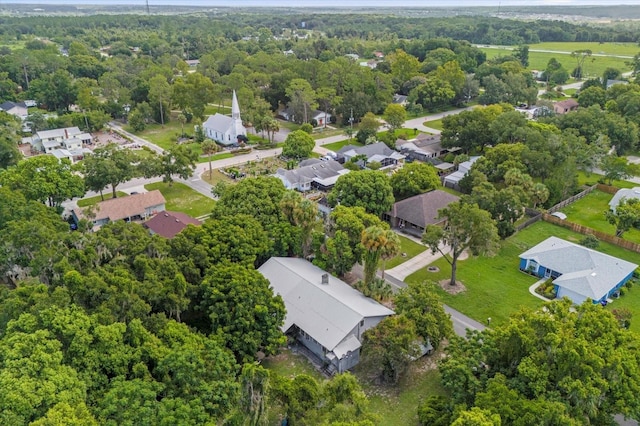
559, 189, 640, 244
405, 220, 640, 328
262, 346, 447, 426
144, 182, 215, 218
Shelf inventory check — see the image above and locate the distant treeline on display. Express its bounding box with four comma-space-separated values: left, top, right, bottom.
0, 13, 638, 50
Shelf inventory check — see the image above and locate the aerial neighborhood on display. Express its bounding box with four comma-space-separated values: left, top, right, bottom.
1, 3, 640, 425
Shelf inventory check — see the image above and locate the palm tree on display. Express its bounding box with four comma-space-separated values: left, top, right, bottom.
379, 230, 400, 280
361, 226, 387, 286
201, 140, 217, 179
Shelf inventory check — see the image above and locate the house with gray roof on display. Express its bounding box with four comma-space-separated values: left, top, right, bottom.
275, 158, 349, 192
384, 190, 460, 236
338, 142, 404, 169
0, 101, 28, 120
202, 90, 246, 146
608, 187, 640, 213
519, 236, 637, 305
443, 156, 481, 189
258, 257, 394, 374
22, 126, 91, 153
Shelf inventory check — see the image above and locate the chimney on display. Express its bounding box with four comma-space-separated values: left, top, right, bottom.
321, 273, 329, 285
64, 128, 68, 139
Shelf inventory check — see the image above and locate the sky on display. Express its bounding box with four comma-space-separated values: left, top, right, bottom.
4, 0, 640, 6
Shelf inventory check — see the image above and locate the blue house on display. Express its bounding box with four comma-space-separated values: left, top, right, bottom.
519, 237, 637, 305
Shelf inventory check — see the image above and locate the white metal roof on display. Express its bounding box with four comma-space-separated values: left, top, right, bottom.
258, 257, 394, 352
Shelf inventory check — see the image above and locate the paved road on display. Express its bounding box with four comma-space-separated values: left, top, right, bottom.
351, 264, 485, 338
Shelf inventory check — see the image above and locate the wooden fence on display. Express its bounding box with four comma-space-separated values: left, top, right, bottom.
542, 213, 640, 254
596, 183, 620, 195
547, 185, 598, 213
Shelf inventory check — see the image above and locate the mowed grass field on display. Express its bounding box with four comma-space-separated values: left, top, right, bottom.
481, 41, 634, 78
405, 220, 640, 328
532, 41, 640, 56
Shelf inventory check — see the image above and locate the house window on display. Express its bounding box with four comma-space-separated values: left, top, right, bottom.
360, 320, 364, 327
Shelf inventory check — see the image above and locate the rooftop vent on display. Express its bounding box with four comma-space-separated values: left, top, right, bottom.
321, 273, 329, 285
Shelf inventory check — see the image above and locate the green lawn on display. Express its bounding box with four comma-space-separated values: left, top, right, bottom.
312, 128, 345, 139
405, 221, 640, 327
423, 119, 443, 130
144, 182, 215, 218
577, 171, 638, 189
127, 121, 184, 151
201, 169, 234, 186
481, 47, 631, 79
559, 189, 640, 244
77, 191, 128, 207
607, 282, 640, 334
322, 139, 363, 152
532, 41, 640, 56
385, 235, 427, 270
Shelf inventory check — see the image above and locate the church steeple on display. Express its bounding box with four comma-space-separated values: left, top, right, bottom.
231, 90, 241, 121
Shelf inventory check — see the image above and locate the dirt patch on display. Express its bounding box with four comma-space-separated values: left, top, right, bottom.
438, 279, 466, 295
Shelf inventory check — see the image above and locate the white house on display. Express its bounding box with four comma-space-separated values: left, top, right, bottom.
258, 257, 394, 374
23, 127, 91, 153
275, 158, 349, 192
337, 142, 405, 169
202, 90, 246, 146
0, 101, 28, 120
279, 107, 332, 127
609, 187, 640, 213
443, 156, 481, 189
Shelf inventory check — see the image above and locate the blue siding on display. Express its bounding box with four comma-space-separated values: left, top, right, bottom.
519, 258, 527, 270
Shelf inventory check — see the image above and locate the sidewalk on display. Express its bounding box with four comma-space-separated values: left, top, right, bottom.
386, 243, 448, 281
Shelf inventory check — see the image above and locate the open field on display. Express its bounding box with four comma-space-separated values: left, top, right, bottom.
531, 42, 640, 57
405, 221, 640, 327
384, 234, 427, 270
559, 189, 640, 244
481, 47, 631, 79
144, 182, 215, 218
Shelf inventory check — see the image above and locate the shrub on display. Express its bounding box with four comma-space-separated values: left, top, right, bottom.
579, 234, 599, 249
300, 123, 313, 134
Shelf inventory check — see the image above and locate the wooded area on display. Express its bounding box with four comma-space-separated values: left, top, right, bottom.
1, 8, 640, 425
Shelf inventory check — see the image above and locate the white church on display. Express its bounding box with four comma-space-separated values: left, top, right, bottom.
202, 90, 247, 146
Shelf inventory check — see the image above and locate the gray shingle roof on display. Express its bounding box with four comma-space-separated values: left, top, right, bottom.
276, 159, 347, 186
387, 190, 459, 228
258, 257, 394, 352
338, 142, 404, 161
519, 236, 638, 301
